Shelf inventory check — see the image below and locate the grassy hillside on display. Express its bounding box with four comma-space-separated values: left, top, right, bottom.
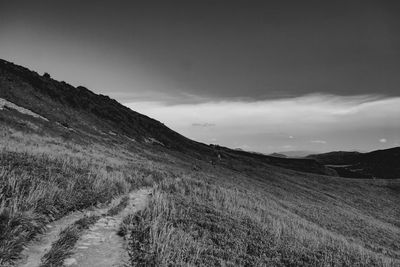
1, 59, 399, 266
0, 126, 146, 264
123, 159, 400, 266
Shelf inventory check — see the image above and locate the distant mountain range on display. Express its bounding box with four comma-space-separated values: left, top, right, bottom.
307, 148, 400, 179
268, 153, 288, 158
277, 150, 317, 158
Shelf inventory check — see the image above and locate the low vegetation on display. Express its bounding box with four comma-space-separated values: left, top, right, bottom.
107, 196, 130, 216
2, 123, 400, 266
124, 171, 400, 266
0, 126, 164, 266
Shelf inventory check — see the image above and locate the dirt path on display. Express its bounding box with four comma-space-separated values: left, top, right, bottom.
14, 189, 145, 267
63, 188, 151, 267
15, 210, 88, 267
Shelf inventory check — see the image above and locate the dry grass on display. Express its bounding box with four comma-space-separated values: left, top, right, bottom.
125, 171, 400, 266
0, 151, 129, 265
1, 122, 399, 266
0, 127, 166, 265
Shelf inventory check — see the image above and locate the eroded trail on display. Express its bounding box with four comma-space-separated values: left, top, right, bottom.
15, 202, 111, 267
15, 211, 84, 267
64, 188, 151, 267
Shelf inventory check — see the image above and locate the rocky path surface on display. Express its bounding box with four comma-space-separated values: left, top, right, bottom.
63, 188, 151, 267
15, 208, 98, 267
14, 188, 151, 267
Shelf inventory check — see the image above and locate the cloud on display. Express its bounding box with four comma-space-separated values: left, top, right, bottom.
281, 145, 295, 150
379, 138, 387, 143
310, 140, 327, 144
124, 94, 400, 153
192, 123, 216, 127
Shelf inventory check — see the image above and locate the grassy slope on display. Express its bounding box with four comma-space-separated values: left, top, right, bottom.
125, 159, 400, 266
1, 116, 399, 266
0, 123, 170, 265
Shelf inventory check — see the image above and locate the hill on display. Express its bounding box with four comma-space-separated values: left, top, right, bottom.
0, 58, 335, 177
278, 150, 317, 158
307, 148, 400, 179
0, 59, 399, 266
0, 59, 208, 153
268, 152, 288, 158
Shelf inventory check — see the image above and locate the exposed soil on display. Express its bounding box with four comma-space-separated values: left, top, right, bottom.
63, 188, 150, 267
14, 188, 150, 267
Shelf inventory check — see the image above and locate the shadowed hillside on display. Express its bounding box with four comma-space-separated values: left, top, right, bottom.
0, 59, 206, 153
0, 59, 334, 177
307, 148, 400, 179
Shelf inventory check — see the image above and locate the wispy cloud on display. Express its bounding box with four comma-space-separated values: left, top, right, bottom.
192, 123, 216, 127
310, 140, 327, 144
125, 94, 400, 153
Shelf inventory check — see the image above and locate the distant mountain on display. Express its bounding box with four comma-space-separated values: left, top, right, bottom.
307, 148, 400, 179
268, 153, 288, 158
223, 148, 337, 176
278, 150, 317, 158
306, 151, 361, 165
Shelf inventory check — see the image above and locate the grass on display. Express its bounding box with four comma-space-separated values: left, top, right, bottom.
0, 151, 129, 265
39, 215, 100, 267
1, 117, 400, 266
107, 196, 130, 216
124, 170, 400, 266
0, 126, 167, 266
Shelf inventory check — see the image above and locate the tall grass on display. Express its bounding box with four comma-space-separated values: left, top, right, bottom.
124, 176, 399, 266
0, 152, 130, 264
2, 122, 399, 266
0, 128, 168, 265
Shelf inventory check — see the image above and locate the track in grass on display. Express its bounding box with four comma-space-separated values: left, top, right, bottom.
14, 192, 135, 267
15, 211, 85, 267
61, 188, 151, 267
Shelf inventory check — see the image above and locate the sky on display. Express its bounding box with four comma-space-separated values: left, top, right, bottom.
1, 0, 399, 153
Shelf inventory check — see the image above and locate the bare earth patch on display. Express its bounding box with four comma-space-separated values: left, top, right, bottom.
64, 188, 151, 267
15, 211, 85, 267
0, 97, 48, 121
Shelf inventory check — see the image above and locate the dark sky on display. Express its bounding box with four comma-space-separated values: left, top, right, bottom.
1, 0, 400, 100
1, 1, 400, 152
